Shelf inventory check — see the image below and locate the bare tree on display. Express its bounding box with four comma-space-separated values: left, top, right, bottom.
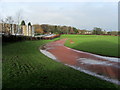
15, 9, 23, 25
15, 9, 23, 35
5, 16, 14, 24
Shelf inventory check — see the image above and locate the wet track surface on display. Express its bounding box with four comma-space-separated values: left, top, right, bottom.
40, 39, 120, 85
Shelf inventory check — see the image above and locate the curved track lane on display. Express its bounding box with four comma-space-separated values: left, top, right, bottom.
41, 39, 120, 85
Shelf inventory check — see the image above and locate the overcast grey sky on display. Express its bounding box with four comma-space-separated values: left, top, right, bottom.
0, 1, 118, 31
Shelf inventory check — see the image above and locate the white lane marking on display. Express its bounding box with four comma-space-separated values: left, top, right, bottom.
40, 49, 56, 60
65, 46, 119, 63
65, 64, 120, 85
77, 58, 113, 66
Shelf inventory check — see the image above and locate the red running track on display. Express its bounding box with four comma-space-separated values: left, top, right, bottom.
42, 39, 120, 85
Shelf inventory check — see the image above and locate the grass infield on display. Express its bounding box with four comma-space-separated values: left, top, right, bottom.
62, 35, 119, 58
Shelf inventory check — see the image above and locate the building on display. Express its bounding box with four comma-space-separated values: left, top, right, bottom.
1, 23, 11, 35
0, 23, 34, 36
20, 25, 34, 36
11, 24, 18, 35
78, 30, 92, 35
21, 25, 27, 36
28, 25, 32, 36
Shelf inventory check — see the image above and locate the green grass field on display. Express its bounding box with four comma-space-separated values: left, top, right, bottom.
61, 35, 119, 58
2, 36, 119, 88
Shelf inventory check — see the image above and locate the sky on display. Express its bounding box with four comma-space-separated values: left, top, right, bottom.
0, 0, 119, 2
0, 0, 118, 31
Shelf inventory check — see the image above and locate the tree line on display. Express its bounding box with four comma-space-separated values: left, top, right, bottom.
34, 24, 120, 36
34, 24, 79, 35
92, 27, 120, 35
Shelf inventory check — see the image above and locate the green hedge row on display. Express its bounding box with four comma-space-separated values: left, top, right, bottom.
2, 35, 60, 42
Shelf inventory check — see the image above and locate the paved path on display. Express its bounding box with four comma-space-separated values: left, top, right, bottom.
41, 39, 120, 85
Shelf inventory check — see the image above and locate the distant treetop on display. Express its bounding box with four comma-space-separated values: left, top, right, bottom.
28, 22, 31, 26
21, 20, 26, 25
